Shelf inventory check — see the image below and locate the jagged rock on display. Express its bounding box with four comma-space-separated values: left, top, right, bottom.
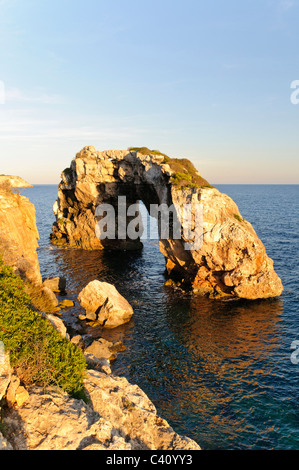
78, 280, 134, 328
0, 353, 12, 401
50, 146, 283, 300
3, 385, 132, 450
84, 370, 200, 450
3, 370, 200, 450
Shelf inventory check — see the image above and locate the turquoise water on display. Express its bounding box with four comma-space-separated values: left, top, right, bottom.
22, 184, 299, 450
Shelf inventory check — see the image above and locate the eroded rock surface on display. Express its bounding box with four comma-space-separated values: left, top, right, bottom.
3, 370, 200, 450
0, 188, 42, 285
0, 186, 60, 312
0, 175, 33, 188
78, 280, 134, 327
51, 146, 283, 300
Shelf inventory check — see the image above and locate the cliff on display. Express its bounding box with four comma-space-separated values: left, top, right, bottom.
0, 186, 58, 311
0, 187, 41, 285
50, 146, 283, 300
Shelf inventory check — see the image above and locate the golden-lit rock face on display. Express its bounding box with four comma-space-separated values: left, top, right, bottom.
51, 146, 283, 300
0, 186, 60, 312
0, 188, 41, 285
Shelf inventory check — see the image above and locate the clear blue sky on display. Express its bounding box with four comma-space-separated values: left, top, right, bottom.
0, 0, 298, 184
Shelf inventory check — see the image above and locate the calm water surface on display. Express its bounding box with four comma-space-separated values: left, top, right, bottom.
22, 184, 299, 450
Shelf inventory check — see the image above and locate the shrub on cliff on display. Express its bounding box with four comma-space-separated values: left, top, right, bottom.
0, 260, 86, 397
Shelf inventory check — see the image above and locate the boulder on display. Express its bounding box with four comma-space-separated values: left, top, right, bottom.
40, 286, 59, 308
70, 335, 85, 349
42, 276, 66, 293
78, 280, 134, 328
84, 338, 118, 361
45, 314, 69, 339
84, 354, 112, 374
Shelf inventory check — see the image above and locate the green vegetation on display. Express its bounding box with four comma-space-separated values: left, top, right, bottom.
0, 259, 86, 397
128, 147, 169, 159
128, 147, 213, 189
165, 157, 211, 189
233, 213, 244, 223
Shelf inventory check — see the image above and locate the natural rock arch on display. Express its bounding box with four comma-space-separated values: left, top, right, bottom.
51, 146, 283, 300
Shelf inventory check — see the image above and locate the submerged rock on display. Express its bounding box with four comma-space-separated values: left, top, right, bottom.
78, 280, 134, 328
51, 146, 283, 300
59, 298, 74, 308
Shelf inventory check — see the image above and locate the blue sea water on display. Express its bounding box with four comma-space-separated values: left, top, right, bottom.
21, 184, 299, 450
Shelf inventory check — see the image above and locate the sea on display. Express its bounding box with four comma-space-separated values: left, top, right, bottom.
21, 184, 299, 450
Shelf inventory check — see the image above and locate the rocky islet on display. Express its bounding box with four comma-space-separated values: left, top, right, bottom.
51, 145, 283, 300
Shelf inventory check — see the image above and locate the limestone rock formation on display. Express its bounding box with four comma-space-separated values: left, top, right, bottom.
0, 185, 59, 311
2, 370, 200, 450
0, 187, 41, 285
51, 146, 283, 300
0, 175, 33, 189
78, 280, 134, 327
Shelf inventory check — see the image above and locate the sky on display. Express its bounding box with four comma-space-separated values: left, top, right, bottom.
0, 0, 298, 184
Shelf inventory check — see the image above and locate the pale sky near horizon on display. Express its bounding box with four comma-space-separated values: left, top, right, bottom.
0, 0, 298, 184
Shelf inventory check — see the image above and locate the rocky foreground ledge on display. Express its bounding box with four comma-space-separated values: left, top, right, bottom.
0, 354, 200, 450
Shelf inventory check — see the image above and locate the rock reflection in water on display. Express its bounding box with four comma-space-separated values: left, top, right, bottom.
152, 293, 285, 449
